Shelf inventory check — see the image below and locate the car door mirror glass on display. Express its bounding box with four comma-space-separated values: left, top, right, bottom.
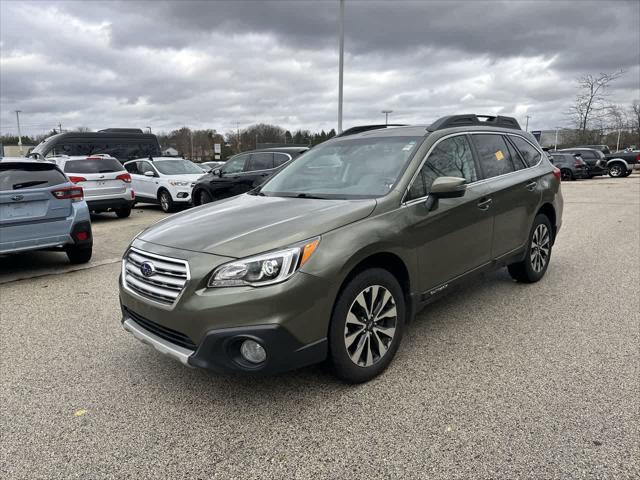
429, 176, 467, 199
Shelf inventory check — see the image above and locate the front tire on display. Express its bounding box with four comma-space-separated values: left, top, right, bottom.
329, 268, 405, 383
198, 190, 212, 205
508, 214, 553, 283
158, 190, 176, 213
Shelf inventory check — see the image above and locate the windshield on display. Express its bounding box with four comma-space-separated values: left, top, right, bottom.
154, 160, 203, 175
258, 136, 422, 199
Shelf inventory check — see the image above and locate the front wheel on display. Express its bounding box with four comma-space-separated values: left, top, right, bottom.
328, 268, 405, 383
158, 190, 176, 213
198, 190, 212, 205
508, 214, 553, 283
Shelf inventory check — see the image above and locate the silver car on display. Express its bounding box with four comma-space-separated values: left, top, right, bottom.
54, 155, 135, 218
0, 158, 92, 263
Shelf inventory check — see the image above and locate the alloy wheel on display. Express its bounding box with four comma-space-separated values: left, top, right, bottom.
609, 165, 623, 177
160, 193, 170, 211
344, 285, 397, 367
530, 224, 550, 273
560, 169, 572, 181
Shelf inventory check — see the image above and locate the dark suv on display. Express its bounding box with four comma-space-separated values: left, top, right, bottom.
191, 147, 308, 205
120, 114, 563, 383
558, 148, 607, 177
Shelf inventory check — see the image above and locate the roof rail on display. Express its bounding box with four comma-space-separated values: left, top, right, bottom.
336, 124, 407, 137
427, 114, 521, 132
97, 128, 145, 133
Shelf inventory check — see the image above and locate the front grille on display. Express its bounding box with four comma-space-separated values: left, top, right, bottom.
123, 248, 189, 305
124, 307, 196, 350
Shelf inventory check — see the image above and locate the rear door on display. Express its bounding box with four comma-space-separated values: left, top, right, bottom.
243, 152, 275, 189
0, 163, 74, 248
62, 157, 127, 199
206, 154, 250, 199
471, 133, 542, 259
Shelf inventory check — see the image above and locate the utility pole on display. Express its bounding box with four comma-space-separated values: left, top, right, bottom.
15, 110, 23, 154
616, 128, 621, 152
525, 115, 531, 132
381, 110, 393, 126
236, 122, 241, 152
58, 122, 63, 133
337, 0, 345, 134
554, 127, 560, 151
190, 130, 194, 160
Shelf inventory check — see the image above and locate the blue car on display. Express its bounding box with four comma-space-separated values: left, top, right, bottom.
0, 158, 93, 263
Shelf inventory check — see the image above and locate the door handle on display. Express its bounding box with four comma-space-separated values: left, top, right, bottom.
477, 198, 492, 210
525, 181, 537, 191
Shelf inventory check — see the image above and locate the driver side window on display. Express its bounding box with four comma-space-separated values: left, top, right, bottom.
222, 154, 248, 174
407, 135, 477, 201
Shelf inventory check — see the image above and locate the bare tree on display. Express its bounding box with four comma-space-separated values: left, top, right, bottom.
631, 100, 640, 142
569, 70, 624, 135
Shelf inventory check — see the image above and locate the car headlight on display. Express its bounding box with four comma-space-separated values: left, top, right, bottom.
208, 238, 320, 287
168, 180, 190, 187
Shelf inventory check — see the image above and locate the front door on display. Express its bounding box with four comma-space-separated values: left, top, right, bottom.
405, 134, 493, 293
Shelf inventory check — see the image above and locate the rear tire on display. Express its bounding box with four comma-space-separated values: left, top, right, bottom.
66, 245, 92, 264
115, 206, 131, 218
158, 190, 176, 213
560, 169, 574, 181
608, 163, 625, 177
328, 268, 405, 383
622, 169, 632, 177
508, 214, 553, 283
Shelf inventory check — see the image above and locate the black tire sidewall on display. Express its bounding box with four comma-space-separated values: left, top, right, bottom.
522, 214, 553, 282
328, 268, 405, 383
200, 190, 212, 204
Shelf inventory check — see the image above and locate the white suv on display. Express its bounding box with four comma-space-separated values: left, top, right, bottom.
54, 155, 135, 218
123, 157, 206, 212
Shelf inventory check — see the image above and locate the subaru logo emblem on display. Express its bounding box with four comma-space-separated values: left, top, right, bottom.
140, 261, 156, 277
11, 194, 24, 201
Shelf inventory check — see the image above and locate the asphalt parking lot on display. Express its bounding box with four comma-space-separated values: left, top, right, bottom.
1, 177, 639, 479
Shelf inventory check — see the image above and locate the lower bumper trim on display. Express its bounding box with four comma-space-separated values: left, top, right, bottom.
122, 317, 195, 367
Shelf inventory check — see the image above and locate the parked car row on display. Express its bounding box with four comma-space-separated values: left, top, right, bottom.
547, 147, 639, 180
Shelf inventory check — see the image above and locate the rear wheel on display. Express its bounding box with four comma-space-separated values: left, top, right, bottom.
608, 163, 625, 177
508, 214, 552, 283
623, 169, 633, 177
329, 268, 405, 383
560, 168, 574, 181
158, 190, 176, 213
66, 245, 92, 264
115, 206, 131, 218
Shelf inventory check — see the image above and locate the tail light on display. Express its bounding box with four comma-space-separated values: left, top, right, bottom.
636, 154, 640, 161
68, 176, 86, 183
131, 190, 135, 200
116, 173, 132, 183
52, 186, 84, 202
574, 158, 584, 166
552, 167, 561, 181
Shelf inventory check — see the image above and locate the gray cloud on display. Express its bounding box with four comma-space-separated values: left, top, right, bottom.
1, 0, 638, 137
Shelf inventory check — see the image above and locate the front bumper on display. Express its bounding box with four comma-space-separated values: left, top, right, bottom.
119, 240, 332, 375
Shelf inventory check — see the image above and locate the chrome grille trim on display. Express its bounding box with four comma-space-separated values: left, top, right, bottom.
122, 247, 190, 307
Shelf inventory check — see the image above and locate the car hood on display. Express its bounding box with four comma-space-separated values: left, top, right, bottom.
165, 173, 206, 181
139, 194, 377, 257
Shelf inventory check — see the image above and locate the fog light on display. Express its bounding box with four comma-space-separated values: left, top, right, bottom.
240, 339, 266, 364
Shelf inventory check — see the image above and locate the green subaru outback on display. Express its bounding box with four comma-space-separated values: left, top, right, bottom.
120, 114, 563, 383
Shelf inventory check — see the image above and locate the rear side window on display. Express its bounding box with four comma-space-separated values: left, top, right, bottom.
247, 152, 274, 171
472, 134, 516, 178
124, 162, 139, 174
510, 136, 542, 167
0, 163, 67, 190
274, 153, 291, 167
63, 158, 123, 174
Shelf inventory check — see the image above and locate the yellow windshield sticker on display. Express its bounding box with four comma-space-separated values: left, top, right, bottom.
495, 150, 505, 161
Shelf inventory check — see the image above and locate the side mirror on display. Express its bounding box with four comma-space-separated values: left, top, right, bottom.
144, 171, 155, 177
213, 168, 222, 177
429, 176, 467, 199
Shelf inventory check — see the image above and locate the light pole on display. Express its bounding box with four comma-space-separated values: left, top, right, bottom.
337, 0, 345, 134
146, 126, 152, 134
15, 110, 23, 154
616, 128, 621, 152
554, 127, 560, 151
525, 115, 531, 132
381, 110, 393, 126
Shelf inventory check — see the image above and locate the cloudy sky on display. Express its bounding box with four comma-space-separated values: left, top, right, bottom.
1, 0, 639, 137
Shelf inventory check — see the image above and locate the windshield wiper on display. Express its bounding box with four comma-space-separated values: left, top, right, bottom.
295, 193, 328, 199
13, 181, 47, 189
